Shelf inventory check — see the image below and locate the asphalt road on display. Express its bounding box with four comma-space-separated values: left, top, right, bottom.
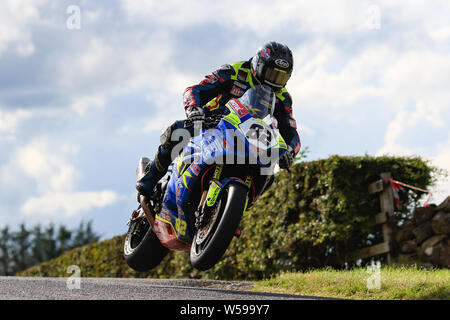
0, 277, 325, 300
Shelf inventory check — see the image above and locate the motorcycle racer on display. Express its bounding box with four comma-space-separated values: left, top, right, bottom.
137, 41, 301, 198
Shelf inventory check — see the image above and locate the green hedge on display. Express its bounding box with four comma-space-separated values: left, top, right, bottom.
19, 155, 440, 280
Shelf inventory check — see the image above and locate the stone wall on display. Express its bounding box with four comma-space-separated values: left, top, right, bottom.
395, 196, 450, 267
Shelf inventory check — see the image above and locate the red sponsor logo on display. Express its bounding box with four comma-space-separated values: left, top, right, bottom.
229, 100, 248, 117
230, 85, 244, 97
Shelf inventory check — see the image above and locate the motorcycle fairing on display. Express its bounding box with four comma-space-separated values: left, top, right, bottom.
153, 153, 193, 251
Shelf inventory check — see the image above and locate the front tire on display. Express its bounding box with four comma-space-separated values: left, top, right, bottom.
190, 183, 248, 271
124, 217, 169, 272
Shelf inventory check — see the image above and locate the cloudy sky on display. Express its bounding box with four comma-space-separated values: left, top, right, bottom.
1, 0, 449, 239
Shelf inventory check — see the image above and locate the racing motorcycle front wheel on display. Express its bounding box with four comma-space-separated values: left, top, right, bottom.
124, 213, 169, 272
190, 183, 248, 271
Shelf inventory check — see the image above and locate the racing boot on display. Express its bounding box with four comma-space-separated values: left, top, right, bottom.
136, 147, 170, 198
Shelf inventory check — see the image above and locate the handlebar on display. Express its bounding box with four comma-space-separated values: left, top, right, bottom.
184, 114, 223, 129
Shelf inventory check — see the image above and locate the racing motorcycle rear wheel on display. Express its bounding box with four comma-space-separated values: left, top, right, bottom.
190, 183, 248, 271
124, 215, 169, 271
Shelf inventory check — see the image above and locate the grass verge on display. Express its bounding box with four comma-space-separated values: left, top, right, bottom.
253, 266, 450, 300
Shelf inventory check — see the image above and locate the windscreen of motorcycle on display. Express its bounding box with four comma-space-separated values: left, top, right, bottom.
238, 85, 275, 119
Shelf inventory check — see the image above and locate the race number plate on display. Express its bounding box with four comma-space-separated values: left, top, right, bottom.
239, 118, 278, 150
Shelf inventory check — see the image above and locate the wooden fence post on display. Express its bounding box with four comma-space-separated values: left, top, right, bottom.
349, 172, 396, 264
379, 172, 396, 264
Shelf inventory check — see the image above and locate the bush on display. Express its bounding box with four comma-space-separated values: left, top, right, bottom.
1, 221, 100, 275
18, 155, 440, 280
217, 155, 439, 279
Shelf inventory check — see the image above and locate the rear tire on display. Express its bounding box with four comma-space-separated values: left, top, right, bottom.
190, 183, 247, 271
124, 218, 169, 272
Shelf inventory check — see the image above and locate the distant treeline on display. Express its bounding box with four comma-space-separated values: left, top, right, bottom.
0, 221, 100, 276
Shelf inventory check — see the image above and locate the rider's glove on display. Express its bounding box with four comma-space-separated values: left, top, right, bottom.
186, 107, 205, 122
279, 146, 294, 170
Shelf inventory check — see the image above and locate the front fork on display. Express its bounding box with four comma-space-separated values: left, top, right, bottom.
197, 164, 224, 211
198, 165, 252, 217
139, 195, 155, 228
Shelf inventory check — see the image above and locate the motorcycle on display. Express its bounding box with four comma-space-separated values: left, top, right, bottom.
124, 85, 288, 271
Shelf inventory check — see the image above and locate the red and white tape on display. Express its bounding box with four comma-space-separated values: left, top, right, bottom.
390, 178, 433, 208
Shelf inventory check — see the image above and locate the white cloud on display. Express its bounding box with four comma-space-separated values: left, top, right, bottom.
0, 0, 44, 57
56, 30, 187, 117
13, 138, 78, 193
21, 190, 121, 218
378, 51, 450, 111
377, 101, 447, 156
429, 26, 450, 43
72, 95, 106, 116
0, 137, 121, 219
120, 0, 371, 35
292, 40, 450, 112
298, 124, 315, 137
290, 41, 383, 110
142, 114, 179, 134
0, 109, 33, 140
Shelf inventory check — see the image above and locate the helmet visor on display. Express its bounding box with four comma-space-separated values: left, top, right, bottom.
263, 67, 291, 88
